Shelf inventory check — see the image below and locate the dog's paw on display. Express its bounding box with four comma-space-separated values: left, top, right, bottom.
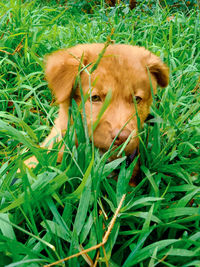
24, 156, 38, 168
17, 156, 38, 173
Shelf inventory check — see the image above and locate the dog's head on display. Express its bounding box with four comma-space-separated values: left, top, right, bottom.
45, 43, 169, 155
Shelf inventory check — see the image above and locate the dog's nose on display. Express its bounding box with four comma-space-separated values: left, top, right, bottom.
111, 129, 131, 146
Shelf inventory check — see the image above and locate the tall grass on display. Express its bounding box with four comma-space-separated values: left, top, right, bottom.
0, 0, 199, 266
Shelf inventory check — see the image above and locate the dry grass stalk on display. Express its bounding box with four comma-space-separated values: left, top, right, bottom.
0, 36, 25, 55
44, 194, 126, 267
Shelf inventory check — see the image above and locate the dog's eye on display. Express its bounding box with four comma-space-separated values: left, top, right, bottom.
135, 96, 142, 104
91, 95, 101, 102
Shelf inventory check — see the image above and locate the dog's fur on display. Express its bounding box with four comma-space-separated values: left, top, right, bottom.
25, 43, 169, 178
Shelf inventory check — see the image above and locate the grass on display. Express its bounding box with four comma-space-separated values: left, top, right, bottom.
0, 0, 200, 266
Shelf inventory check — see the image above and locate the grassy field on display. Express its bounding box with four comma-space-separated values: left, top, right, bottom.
0, 0, 200, 266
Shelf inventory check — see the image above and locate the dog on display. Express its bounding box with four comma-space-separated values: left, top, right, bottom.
25, 43, 169, 181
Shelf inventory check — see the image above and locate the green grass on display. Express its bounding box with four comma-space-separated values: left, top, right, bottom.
0, 0, 200, 266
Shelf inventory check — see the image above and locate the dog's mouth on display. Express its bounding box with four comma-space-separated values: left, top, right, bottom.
126, 148, 138, 167
100, 146, 138, 167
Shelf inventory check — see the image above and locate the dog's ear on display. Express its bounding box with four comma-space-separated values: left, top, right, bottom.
45, 47, 87, 103
147, 53, 169, 88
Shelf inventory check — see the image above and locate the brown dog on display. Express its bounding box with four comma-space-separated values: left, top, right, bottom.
25, 43, 169, 178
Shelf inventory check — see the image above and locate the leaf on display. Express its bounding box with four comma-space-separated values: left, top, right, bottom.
189, 110, 200, 126
164, 248, 199, 257
0, 172, 56, 213
65, 153, 94, 200
169, 185, 198, 192
120, 211, 161, 224
80, 213, 93, 244
5, 258, 46, 267
160, 207, 200, 220
46, 197, 71, 241
123, 239, 180, 266
0, 118, 46, 165
41, 220, 71, 242
92, 90, 112, 131
0, 217, 54, 251
0, 214, 16, 240
141, 204, 154, 233
103, 157, 126, 177
122, 197, 163, 212
116, 156, 139, 205
0, 112, 38, 142
73, 177, 91, 236
122, 228, 154, 267
184, 261, 200, 267
71, 99, 86, 144
148, 246, 158, 267
141, 166, 159, 197
175, 188, 200, 208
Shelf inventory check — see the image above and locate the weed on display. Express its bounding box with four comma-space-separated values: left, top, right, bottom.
0, 1, 199, 266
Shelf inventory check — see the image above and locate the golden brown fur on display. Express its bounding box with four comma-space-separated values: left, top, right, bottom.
25, 43, 169, 178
